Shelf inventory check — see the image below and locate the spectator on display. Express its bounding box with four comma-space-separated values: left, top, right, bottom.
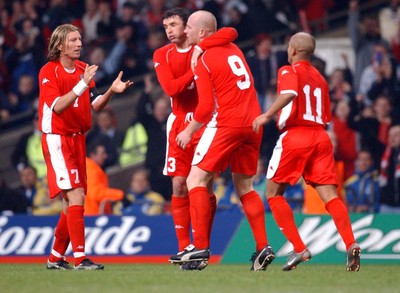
96, 0, 118, 44
378, 0, 400, 45
348, 100, 386, 171
16, 165, 52, 214
118, 167, 165, 216
223, 1, 253, 44
81, 0, 101, 45
1, 74, 37, 117
87, 22, 135, 87
345, 150, 380, 213
84, 143, 124, 215
12, 113, 46, 179
330, 100, 358, 181
358, 42, 397, 105
348, 0, 389, 93
136, 75, 172, 200
86, 106, 125, 169
119, 120, 148, 167
328, 66, 355, 105
246, 33, 278, 111
0, 172, 27, 215
379, 124, 400, 213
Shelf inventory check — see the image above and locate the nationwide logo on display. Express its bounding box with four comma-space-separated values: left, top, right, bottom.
175, 225, 184, 229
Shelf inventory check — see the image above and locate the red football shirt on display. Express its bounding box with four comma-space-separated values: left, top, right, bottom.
153, 27, 238, 118
276, 60, 331, 131
193, 43, 261, 127
38, 59, 95, 135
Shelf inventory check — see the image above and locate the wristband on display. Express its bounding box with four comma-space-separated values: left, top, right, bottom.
194, 45, 204, 53
72, 79, 89, 96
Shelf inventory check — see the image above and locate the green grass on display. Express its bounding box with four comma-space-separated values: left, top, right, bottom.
1, 264, 399, 293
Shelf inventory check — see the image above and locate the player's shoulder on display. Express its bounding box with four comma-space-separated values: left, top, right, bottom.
278, 65, 294, 76
153, 43, 174, 57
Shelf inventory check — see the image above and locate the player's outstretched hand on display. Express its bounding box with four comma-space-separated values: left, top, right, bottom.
252, 114, 269, 134
111, 71, 134, 93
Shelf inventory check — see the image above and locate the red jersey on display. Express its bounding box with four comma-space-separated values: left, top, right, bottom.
153, 44, 197, 117
194, 43, 261, 127
38, 59, 95, 135
276, 60, 331, 131
153, 27, 238, 118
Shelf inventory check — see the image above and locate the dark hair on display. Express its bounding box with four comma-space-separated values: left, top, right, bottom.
162, 7, 191, 26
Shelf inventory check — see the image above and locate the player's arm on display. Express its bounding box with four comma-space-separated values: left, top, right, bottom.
176, 57, 215, 149
193, 56, 216, 124
153, 48, 194, 97
52, 64, 99, 114
197, 27, 238, 51
191, 27, 238, 70
91, 71, 133, 112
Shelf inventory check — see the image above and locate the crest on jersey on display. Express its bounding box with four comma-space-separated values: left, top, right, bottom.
154, 62, 160, 68
42, 78, 50, 84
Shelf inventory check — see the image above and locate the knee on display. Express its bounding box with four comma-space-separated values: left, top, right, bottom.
172, 177, 188, 196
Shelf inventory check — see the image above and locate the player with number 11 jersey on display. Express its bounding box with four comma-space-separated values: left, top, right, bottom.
275, 61, 331, 131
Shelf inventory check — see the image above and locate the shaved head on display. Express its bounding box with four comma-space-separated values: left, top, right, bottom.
287, 32, 315, 63
185, 10, 217, 45
190, 10, 217, 33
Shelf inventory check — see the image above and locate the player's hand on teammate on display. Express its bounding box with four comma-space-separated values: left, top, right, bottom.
83, 64, 99, 85
111, 71, 134, 93
176, 129, 192, 150
190, 47, 202, 72
252, 114, 269, 134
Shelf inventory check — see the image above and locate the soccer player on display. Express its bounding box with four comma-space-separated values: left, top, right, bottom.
153, 7, 238, 264
252, 32, 361, 272
38, 24, 133, 270
171, 10, 274, 271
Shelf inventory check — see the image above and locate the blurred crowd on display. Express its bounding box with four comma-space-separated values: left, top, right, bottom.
2, 0, 400, 216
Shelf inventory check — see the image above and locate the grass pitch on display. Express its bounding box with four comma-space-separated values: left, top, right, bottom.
1, 263, 399, 293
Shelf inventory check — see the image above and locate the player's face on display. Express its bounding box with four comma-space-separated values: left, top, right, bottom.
184, 16, 199, 45
59, 31, 82, 61
163, 16, 186, 44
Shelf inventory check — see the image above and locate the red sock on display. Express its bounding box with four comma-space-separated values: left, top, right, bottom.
268, 196, 306, 253
49, 211, 70, 262
171, 195, 191, 251
189, 187, 211, 249
240, 191, 267, 251
67, 205, 86, 266
208, 193, 217, 239
325, 198, 356, 250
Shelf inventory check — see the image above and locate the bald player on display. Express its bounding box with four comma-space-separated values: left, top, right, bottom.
170, 10, 275, 271
253, 32, 361, 272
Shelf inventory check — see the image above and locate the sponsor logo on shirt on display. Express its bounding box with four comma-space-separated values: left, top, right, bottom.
42, 78, 50, 84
